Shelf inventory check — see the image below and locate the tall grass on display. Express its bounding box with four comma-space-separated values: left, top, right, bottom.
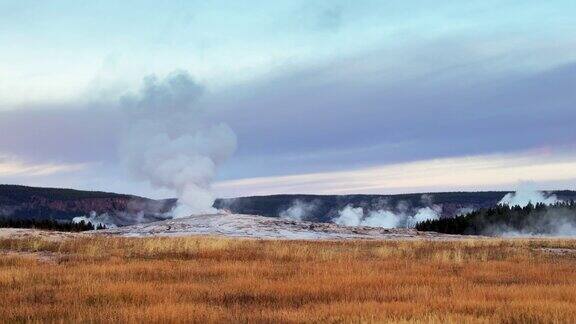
1, 236, 576, 322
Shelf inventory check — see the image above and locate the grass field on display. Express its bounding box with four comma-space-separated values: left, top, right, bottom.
2, 234, 576, 323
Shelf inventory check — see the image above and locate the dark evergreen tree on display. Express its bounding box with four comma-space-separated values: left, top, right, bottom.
0, 217, 105, 232
416, 201, 576, 236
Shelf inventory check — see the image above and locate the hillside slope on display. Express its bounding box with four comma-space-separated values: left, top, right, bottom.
2, 184, 575, 227
214, 191, 576, 222
0, 185, 176, 225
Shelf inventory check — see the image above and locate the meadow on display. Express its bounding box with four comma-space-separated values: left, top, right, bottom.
1, 234, 576, 323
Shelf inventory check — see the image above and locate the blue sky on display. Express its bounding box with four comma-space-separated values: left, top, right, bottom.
0, 1, 575, 198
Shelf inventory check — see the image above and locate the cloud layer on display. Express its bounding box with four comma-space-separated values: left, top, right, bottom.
214, 151, 576, 197
0, 1, 575, 197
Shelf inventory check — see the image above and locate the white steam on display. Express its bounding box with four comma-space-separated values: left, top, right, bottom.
121, 71, 236, 217
333, 197, 442, 228
279, 200, 318, 221
361, 209, 403, 228
408, 206, 441, 227
72, 211, 118, 229
499, 184, 559, 207
333, 205, 364, 226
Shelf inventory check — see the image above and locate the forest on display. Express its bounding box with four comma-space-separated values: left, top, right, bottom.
0, 217, 104, 232
416, 201, 576, 236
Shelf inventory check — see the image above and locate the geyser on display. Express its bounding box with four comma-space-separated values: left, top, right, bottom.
121, 71, 236, 217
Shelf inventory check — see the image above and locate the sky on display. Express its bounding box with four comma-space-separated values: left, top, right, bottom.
0, 0, 575, 199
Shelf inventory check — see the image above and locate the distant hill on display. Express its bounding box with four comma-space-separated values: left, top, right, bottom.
2, 184, 575, 227
214, 191, 576, 223
0, 184, 176, 225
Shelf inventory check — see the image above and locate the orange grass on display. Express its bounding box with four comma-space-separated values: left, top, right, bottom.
1, 236, 576, 323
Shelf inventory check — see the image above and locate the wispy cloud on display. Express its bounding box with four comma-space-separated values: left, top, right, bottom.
0, 155, 88, 177
214, 151, 576, 197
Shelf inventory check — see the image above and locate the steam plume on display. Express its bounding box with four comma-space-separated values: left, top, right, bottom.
279, 200, 318, 221
73, 211, 117, 229
499, 184, 559, 207
333, 205, 364, 226
333, 195, 441, 228
121, 71, 236, 217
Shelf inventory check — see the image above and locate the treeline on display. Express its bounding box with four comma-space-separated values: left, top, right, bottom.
416, 201, 576, 236
0, 218, 105, 232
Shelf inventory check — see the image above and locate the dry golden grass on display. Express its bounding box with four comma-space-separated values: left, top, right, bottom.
1, 235, 576, 323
